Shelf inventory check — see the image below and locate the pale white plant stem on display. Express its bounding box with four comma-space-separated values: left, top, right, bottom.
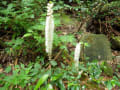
45, 3, 54, 60
74, 42, 81, 69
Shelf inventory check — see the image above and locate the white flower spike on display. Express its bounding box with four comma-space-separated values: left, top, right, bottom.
45, 2, 54, 60
74, 42, 81, 68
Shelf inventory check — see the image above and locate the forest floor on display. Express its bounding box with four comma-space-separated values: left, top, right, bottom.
0, 14, 120, 90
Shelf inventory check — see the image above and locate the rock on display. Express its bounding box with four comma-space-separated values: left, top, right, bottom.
116, 56, 120, 60
111, 36, 120, 50
116, 56, 120, 64
81, 34, 112, 61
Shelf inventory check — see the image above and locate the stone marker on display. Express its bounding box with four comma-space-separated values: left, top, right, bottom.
81, 34, 112, 61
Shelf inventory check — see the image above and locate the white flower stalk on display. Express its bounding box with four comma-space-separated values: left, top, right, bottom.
74, 42, 81, 68
45, 2, 54, 60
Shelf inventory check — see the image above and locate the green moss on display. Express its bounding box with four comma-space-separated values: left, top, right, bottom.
60, 13, 76, 25
81, 34, 112, 61
111, 36, 120, 50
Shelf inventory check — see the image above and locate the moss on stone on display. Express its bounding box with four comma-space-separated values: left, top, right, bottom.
111, 36, 120, 50
81, 34, 112, 61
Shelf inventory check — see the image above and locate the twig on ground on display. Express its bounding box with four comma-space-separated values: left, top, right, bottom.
54, 49, 64, 60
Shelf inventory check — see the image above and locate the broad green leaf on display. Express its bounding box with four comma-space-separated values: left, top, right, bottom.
47, 84, 53, 90
5, 66, 11, 73
71, 86, 80, 90
106, 81, 112, 90
84, 43, 89, 47
61, 63, 65, 68
117, 65, 120, 68
58, 80, 65, 90
34, 74, 49, 90
111, 80, 116, 87
50, 61, 57, 67
2, 1, 7, 5
51, 73, 63, 81
40, 84, 53, 90
23, 33, 32, 38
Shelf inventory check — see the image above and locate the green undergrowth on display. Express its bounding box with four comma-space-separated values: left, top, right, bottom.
0, 0, 120, 90
0, 61, 120, 90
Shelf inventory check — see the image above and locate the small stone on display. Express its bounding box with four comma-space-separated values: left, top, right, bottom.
111, 36, 120, 50
116, 56, 120, 64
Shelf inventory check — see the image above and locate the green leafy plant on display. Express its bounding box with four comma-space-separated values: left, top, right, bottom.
0, 61, 120, 90
1, 64, 32, 89
34, 73, 50, 90
87, 61, 102, 80
104, 76, 120, 90
0, 0, 120, 90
